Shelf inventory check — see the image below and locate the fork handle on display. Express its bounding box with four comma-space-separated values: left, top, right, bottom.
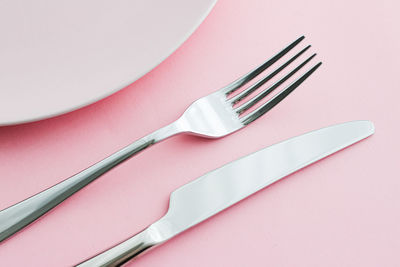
0, 121, 182, 242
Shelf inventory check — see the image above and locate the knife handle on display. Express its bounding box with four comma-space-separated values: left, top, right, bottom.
76, 227, 160, 267
0, 122, 182, 242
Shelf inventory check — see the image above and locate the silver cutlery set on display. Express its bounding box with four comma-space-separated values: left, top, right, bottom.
0, 36, 374, 266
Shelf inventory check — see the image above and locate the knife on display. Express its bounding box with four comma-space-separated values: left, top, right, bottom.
77, 120, 374, 266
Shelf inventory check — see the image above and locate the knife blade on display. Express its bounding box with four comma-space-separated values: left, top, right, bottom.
78, 120, 374, 266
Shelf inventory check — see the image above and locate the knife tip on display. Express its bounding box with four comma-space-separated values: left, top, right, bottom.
357, 120, 375, 136
365, 120, 375, 135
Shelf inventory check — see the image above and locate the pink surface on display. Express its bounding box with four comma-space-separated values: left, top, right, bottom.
0, 0, 399, 266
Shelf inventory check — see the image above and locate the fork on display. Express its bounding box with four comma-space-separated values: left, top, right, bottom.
0, 36, 321, 242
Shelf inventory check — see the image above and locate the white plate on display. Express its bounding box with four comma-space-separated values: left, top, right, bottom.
0, 0, 217, 125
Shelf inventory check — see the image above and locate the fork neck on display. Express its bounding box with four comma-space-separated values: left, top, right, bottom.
148, 119, 185, 143
122, 120, 182, 158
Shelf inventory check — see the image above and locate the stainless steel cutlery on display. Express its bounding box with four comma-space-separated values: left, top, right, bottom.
77, 121, 375, 266
0, 33, 376, 267
0, 36, 321, 242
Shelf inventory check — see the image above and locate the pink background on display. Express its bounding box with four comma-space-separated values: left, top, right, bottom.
1, 0, 399, 266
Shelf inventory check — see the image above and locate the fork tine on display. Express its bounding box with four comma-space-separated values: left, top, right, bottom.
229, 45, 311, 105
236, 53, 316, 115
221, 36, 305, 95
240, 62, 322, 125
